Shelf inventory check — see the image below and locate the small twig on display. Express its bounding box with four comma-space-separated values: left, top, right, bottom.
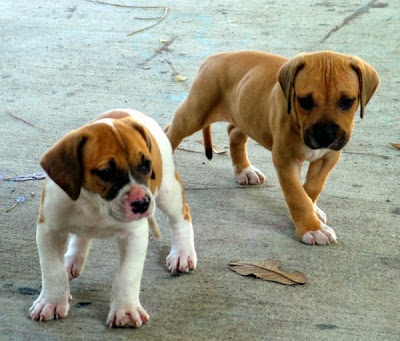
8, 111, 47, 131
127, 7, 168, 36
84, 0, 169, 36
66, 5, 78, 19
177, 146, 228, 156
3, 172, 46, 182
342, 150, 391, 159
6, 202, 19, 213
186, 185, 270, 191
177, 147, 204, 154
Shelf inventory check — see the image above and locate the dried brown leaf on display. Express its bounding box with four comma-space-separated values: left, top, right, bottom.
229, 260, 307, 285
389, 143, 400, 150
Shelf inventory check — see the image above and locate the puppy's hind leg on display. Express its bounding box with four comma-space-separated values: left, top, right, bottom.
227, 124, 266, 185
64, 234, 92, 280
165, 65, 222, 151
157, 171, 197, 274
164, 99, 210, 151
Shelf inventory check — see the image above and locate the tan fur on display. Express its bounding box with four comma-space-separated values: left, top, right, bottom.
37, 180, 46, 224
174, 171, 192, 222
165, 50, 379, 243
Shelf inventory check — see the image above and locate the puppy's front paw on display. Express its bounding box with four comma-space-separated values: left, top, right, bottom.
301, 223, 337, 245
29, 294, 71, 321
315, 205, 327, 224
234, 165, 266, 185
166, 247, 197, 274
107, 304, 149, 328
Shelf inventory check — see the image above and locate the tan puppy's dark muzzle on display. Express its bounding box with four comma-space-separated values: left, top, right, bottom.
303, 121, 348, 150
165, 50, 380, 245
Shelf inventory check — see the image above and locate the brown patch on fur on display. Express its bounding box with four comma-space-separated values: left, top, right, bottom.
174, 171, 191, 222
116, 117, 163, 194
147, 129, 163, 194
79, 118, 162, 198
37, 180, 47, 224
40, 131, 87, 200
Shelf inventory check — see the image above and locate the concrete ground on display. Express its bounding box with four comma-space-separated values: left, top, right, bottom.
1, 0, 399, 340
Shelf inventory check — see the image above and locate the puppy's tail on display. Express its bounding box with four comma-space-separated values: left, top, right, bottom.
148, 215, 161, 239
202, 125, 213, 160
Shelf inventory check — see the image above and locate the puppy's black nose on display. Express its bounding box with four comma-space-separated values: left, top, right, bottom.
305, 121, 339, 149
131, 196, 150, 214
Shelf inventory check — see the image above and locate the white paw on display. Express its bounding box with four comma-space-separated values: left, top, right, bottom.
29, 293, 71, 321
234, 165, 266, 185
315, 205, 327, 224
65, 254, 86, 281
107, 304, 149, 328
301, 223, 337, 245
166, 246, 197, 274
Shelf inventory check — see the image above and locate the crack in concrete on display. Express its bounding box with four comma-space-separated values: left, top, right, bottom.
320, 0, 387, 43
138, 36, 177, 67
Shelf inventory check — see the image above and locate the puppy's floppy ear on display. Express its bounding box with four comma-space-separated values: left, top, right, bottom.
40, 131, 88, 201
350, 57, 380, 119
122, 117, 152, 152
134, 124, 152, 152
278, 54, 305, 115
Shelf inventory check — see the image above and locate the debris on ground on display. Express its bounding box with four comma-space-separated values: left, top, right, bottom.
196, 139, 227, 154
174, 74, 187, 82
6, 196, 27, 213
229, 260, 307, 285
3, 172, 46, 182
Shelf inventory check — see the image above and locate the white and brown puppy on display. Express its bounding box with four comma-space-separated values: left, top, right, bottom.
29, 109, 197, 327
165, 50, 379, 245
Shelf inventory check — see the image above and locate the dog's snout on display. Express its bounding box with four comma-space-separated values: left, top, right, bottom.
312, 122, 339, 148
304, 121, 342, 149
130, 196, 150, 214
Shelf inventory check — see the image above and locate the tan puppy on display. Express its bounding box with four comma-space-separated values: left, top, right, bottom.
29, 109, 197, 327
165, 51, 379, 245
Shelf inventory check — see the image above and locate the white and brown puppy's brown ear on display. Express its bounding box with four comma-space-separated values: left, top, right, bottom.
120, 117, 152, 153
133, 123, 152, 153
40, 130, 88, 201
350, 57, 380, 119
120, 117, 158, 181
278, 54, 305, 115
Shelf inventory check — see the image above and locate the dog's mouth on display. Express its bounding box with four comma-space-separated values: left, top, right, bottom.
108, 197, 153, 223
107, 185, 155, 224
304, 122, 348, 150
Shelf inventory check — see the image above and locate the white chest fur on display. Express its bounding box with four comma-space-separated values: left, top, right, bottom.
302, 146, 330, 162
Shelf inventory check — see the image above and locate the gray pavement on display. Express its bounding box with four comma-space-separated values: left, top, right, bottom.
1, 1, 399, 340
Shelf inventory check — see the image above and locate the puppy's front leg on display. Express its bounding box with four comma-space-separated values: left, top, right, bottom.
303, 153, 341, 224
107, 219, 149, 328
273, 155, 337, 245
29, 224, 70, 321
158, 171, 197, 274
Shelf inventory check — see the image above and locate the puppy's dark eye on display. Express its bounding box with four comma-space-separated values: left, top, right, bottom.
338, 96, 355, 111
138, 156, 151, 175
298, 95, 314, 111
92, 159, 117, 182
94, 168, 115, 182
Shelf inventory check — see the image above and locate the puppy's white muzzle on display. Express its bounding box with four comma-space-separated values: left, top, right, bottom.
107, 183, 155, 223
